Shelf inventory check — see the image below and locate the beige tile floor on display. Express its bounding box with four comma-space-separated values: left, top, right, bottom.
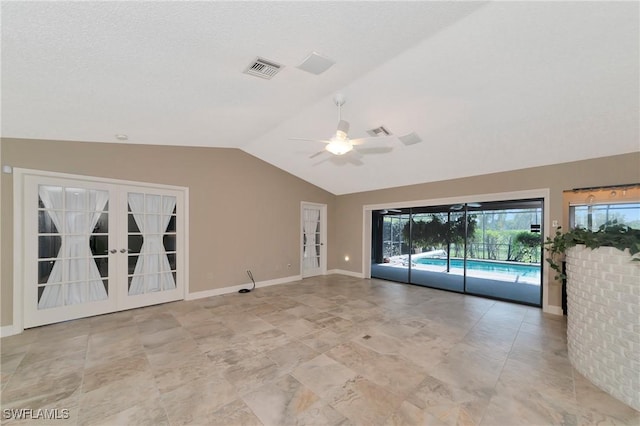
2, 275, 639, 425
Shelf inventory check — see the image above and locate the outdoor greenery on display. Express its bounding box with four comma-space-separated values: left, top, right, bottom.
401, 214, 477, 251
380, 204, 639, 271
545, 222, 640, 280
395, 214, 543, 262
467, 230, 541, 262
382, 208, 544, 262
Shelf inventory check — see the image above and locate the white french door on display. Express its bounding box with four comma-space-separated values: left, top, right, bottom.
301, 202, 327, 277
120, 186, 183, 310
22, 173, 185, 328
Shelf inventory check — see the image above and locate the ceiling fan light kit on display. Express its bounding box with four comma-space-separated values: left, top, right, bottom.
336, 119, 349, 139
291, 93, 417, 162
326, 138, 353, 155
326, 119, 353, 155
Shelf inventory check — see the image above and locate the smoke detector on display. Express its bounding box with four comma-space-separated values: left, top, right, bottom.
244, 57, 283, 80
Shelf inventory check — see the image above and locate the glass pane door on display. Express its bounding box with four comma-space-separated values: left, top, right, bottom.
464, 200, 543, 305
370, 198, 543, 307
301, 204, 326, 277
121, 188, 182, 309
370, 210, 410, 283
409, 208, 465, 293
23, 174, 185, 328
25, 177, 118, 328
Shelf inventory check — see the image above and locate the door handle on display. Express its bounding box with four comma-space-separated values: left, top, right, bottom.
120, 248, 128, 253
110, 249, 117, 254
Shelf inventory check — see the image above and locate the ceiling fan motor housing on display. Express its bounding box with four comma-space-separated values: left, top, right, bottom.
336, 120, 350, 139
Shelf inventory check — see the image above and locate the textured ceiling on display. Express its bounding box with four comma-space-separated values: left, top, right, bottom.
2, 1, 638, 195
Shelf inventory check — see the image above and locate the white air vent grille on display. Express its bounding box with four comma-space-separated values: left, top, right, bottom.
366, 126, 391, 137
244, 57, 283, 79
399, 132, 422, 146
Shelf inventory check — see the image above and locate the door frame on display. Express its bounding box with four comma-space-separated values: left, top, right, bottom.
300, 202, 327, 277
12, 168, 189, 333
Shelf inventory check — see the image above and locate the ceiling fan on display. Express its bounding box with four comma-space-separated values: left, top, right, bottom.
379, 209, 403, 215
290, 94, 394, 160
450, 202, 482, 210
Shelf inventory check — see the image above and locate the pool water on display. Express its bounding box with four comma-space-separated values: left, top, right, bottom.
414, 257, 540, 278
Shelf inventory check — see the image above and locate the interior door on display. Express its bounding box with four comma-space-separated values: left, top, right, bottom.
22, 174, 185, 328
120, 187, 184, 310
24, 176, 118, 328
301, 203, 326, 277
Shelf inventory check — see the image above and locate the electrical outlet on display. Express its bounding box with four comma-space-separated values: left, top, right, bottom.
552, 220, 559, 227
287, 263, 291, 268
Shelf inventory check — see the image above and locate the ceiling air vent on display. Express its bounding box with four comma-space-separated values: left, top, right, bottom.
398, 132, 423, 146
366, 126, 391, 137
297, 52, 335, 75
244, 57, 283, 80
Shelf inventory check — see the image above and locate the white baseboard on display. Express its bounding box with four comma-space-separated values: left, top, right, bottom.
1, 325, 19, 338
327, 269, 364, 278
186, 274, 302, 301
543, 305, 564, 316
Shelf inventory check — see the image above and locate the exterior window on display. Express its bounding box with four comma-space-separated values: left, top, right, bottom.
570, 202, 640, 231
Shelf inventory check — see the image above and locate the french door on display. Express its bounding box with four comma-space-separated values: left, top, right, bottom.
301, 202, 327, 277
22, 174, 185, 328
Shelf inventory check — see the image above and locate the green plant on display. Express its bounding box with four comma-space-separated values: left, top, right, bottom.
544, 222, 640, 280
402, 214, 477, 249
514, 231, 542, 263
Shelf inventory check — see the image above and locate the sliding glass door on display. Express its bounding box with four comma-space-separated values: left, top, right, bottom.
370, 210, 410, 283
371, 199, 543, 306
408, 208, 464, 293
464, 200, 543, 305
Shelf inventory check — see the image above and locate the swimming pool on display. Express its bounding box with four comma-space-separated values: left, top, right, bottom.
414, 257, 540, 278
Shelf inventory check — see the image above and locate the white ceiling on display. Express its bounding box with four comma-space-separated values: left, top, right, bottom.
2, 1, 638, 195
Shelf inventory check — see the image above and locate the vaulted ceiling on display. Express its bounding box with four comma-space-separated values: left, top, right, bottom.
2, 1, 638, 195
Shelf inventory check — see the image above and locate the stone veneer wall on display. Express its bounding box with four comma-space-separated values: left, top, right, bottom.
565, 245, 640, 411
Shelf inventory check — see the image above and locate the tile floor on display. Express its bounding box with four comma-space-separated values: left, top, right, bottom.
1, 275, 639, 425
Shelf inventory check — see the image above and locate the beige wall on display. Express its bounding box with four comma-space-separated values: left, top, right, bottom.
2, 138, 638, 327
0, 138, 336, 327
332, 152, 640, 309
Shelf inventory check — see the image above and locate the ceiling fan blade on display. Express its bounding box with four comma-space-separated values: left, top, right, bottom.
349, 150, 364, 160
347, 157, 365, 166
309, 150, 327, 159
350, 135, 396, 146
312, 157, 331, 167
290, 137, 330, 144
327, 156, 364, 167
450, 202, 482, 210
354, 146, 393, 155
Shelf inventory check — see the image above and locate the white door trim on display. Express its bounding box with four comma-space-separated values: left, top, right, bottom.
300, 202, 327, 277
12, 168, 189, 333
